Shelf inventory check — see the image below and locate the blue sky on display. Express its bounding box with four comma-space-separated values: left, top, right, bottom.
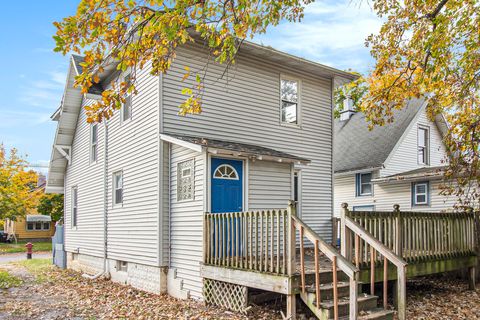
0, 1, 380, 172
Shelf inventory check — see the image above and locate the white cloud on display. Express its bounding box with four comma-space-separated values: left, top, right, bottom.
255, 0, 383, 72
19, 70, 66, 109
0, 110, 51, 129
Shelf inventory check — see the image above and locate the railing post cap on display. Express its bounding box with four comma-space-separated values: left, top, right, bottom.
393, 204, 400, 211
341, 203, 349, 209
288, 200, 296, 206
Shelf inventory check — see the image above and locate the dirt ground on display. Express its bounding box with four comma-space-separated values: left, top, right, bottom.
0, 259, 479, 319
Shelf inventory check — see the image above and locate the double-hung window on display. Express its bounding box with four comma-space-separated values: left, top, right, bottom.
113, 171, 123, 206
418, 126, 429, 165
356, 172, 373, 196
72, 187, 78, 228
91, 124, 98, 163
121, 74, 132, 122
280, 78, 299, 125
412, 181, 429, 206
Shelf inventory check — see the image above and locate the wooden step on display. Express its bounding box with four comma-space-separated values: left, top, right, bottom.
300, 291, 379, 319
305, 281, 362, 300
304, 269, 349, 284
358, 309, 395, 320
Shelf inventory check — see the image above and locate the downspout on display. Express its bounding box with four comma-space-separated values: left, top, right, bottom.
83, 120, 109, 279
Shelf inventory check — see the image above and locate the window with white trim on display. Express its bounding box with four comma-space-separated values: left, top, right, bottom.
213, 164, 239, 180
417, 126, 429, 165
26, 222, 50, 231
72, 187, 78, 228
356, 172, 373, 196
412, 181, 429, 206
280, 78, 299, 124
91, 124, 98, 163
121, 74, 132, 122
177, 160, 194, 201
113, 171, 123, 205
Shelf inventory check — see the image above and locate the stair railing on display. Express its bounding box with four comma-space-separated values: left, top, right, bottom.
290, 201, 360, 320
341, 203, 408, 320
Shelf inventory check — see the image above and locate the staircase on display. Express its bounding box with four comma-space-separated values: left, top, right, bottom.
299, 269, 394, 320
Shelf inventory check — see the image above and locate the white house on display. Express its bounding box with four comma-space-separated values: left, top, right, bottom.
333, 98, 456, 216
46, 42, 355, 299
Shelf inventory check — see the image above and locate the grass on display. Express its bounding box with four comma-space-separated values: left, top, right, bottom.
13, 259, 52, 283
0, 241, 52, 254
0, 269, 22, 289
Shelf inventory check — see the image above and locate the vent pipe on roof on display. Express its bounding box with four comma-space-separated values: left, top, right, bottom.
340, 97, 356, 121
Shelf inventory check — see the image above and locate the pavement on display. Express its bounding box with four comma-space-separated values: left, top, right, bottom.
0, 252, 51, 264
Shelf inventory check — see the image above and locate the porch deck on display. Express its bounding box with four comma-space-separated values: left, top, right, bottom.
201, 203, 479, 320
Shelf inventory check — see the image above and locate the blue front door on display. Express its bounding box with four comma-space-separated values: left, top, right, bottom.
211, 158, 243, 213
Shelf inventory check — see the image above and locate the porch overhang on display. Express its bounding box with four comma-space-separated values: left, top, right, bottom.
160, 133, 311, 165
372, 166, 446, 184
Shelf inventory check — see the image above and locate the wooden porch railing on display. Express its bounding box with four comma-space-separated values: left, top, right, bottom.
341, 203, 408, 320
204, 201, 360, 320
346, 205, 478, 263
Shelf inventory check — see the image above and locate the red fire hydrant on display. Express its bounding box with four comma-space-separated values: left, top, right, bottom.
25, 242, 33, 259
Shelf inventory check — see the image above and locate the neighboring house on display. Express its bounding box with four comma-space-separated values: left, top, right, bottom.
4, 214, 55, 241
333, 98, 455, 216
45, 42, 355, 298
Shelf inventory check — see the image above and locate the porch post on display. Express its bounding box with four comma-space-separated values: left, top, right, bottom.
394, 204, 403, 257
286, 200, 296, 320
340, 203, 350, 259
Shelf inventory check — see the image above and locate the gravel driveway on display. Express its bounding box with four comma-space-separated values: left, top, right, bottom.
0, 252, 51, 264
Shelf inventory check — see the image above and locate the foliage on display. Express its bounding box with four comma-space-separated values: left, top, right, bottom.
53, 0, 312, 122
362, 0, 480, 210
0, 145, 41, 221
333, 71, 367, 118
0, 241, 52, 254
0, 269, 22, 289
37, 194, 64, 222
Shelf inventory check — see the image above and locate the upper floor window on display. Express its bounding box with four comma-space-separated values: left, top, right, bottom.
177, 159, 194, 201
91, 124, 98, 163
72, 187, 78, 228
417, 126, 429, 165
280, 78, 299, 125
113, 171, 123, 205
412, 181, 429, 206
356, 172, 373, 196
121, 74, 132, 122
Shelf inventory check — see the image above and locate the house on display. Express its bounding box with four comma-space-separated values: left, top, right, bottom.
45, 41, 356, 299
333, 98, 455, 215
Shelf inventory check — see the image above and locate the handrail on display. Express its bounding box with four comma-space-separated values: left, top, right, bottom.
344, 216, 408, 269
341, 203, 407, 320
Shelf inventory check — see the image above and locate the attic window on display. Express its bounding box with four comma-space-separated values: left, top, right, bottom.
417, 126, 429, 165
121, 74, 132, 122
213, 164, 239, 180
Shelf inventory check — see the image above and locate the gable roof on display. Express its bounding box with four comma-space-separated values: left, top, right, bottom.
333, 99, 426, 174
71, 55, 105, 95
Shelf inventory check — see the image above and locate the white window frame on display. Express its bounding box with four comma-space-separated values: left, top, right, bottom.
280, 75, 301, 127
413, 182, 429, 206
90, 124, 98, 164
113, 171, 123, 206
26, 221, 50, 232
72, 187, 78, 229
121, 74, 132, 123
213, 164, 239, 180
356, 172, 373, 197
417, 126, 430, 165
116, 260, 128, 272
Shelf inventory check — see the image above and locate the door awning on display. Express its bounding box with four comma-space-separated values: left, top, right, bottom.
160, 133, 311, 165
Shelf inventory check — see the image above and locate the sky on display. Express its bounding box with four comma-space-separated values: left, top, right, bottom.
0, 0, 381, 172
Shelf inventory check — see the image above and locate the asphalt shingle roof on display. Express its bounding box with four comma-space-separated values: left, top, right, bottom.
166, 133, 310, 163
334, 99, 425, 173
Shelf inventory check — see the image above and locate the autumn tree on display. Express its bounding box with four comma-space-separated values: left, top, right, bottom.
37, 193, 64, 222
334, 71, 367, 118
0, 145, 41, 221
53, 0, 312, 122
360, 0, 480, 210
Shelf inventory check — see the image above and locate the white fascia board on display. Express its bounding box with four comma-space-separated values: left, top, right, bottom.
159, 134, 203, 153
334, 166, 383, 177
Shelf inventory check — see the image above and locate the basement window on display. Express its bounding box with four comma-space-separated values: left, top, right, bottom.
117, 260, 128, 272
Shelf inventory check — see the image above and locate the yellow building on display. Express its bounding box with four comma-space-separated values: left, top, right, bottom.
4, 214, 55, 241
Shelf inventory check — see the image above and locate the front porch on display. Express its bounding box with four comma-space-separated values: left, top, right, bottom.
200, 202, 479, 320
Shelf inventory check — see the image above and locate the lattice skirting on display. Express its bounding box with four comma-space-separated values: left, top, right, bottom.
203, 279, 248, 313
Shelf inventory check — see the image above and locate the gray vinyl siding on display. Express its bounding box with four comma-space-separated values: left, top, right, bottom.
381, 108, 447, 177
64, 98, 105, 257
163, 44, 334, 238
333, 173, 456, 216
248, 160, 292, 210
169, 145, 204, 299
64, 65, 161, 266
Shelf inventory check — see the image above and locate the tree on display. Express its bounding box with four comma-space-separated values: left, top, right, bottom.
333, 71, 367, 118
0, 145, 40, 221
53, 0, 312, 122
360, 1, 480, 210
37, 193, 64, 222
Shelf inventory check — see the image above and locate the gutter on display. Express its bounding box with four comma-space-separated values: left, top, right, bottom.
373, 171, 444, 183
